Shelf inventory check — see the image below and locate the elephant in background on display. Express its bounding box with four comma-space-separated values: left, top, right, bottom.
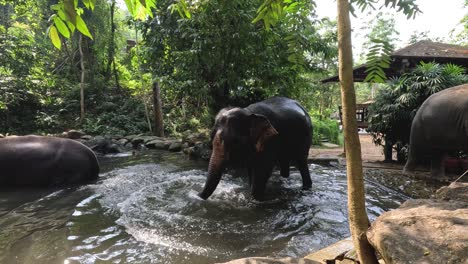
199, 97, 313, 200
0, 135, 99, 186
404, 84, 468, 178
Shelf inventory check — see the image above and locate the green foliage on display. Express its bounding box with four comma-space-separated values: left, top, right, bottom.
360, 13, 399, 83
142, 0, 335, 117
350, 0, 421, 19
47, 0, 160, 48
311, 116, 341, 145
0, 0, 152, 136
368, 62, 468, 161
363, 38, 393, 83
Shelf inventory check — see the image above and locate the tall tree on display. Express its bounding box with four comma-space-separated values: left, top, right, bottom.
152, 81, 164, 137
104, 0, 120, 88
78, 33, 86, 124
336, 0, 378, 262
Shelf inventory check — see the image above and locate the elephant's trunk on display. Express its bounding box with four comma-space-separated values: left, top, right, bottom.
199, 131, 226, 200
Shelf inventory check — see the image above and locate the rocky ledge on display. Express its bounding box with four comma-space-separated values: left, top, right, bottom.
62, 129, 212, 160
367, 182, 468, 264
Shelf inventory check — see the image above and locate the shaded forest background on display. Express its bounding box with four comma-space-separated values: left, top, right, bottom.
1, 0, 466, 155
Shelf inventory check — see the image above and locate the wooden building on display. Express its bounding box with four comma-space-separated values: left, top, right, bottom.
323, 41, 468, 129
321, 40, 468, 83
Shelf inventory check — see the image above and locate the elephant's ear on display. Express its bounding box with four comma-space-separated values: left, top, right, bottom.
250, 114, 278, 152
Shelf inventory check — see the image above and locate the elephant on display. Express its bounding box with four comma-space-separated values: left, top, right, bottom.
199, 97, 313, 200
403, 84, 468, 178
0, 135, 100, 186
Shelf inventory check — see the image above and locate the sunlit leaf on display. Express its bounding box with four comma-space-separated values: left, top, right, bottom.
53, 16, 70, 38
76, 15, 93, 39
66, 20, 76, 32
124, 0, 135, 17
48, 25, 61, 49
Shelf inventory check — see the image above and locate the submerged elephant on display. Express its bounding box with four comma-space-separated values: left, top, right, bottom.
0, 135, 99, 186
199, 97, 313, 200
404, 84, 468, 178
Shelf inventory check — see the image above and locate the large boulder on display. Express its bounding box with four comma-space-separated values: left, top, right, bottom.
184, 142, 212, 160
131, 135, 165, 147
168, 141, 183, 152
146, 139, 171, 150
435, 182, 468, 202
367, 198, 468, 264
85, 136, 124, 154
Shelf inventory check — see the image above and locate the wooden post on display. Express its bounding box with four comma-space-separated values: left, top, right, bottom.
153, 81, 164, 137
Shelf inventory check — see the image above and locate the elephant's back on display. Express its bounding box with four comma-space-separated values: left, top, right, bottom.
247, 97, 311, 127
0, 135, 99, 185
419, 84, 467, 113
415, 84, 468, 149
247, 97, 312, 154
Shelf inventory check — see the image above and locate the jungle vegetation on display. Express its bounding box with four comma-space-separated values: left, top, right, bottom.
1, 0, 465, 262
0, 0, 342, 141
0, 1, 465, 147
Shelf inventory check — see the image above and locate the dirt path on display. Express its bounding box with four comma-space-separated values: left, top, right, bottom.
309, 133, 412, 172
309, 134, 388, 163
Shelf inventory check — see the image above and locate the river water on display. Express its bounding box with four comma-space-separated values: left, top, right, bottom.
0, 150, 408, 264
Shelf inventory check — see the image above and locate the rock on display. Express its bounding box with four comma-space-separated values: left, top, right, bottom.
0, 134, 4, 138
94, 135, 105, 142
81, 135, 93, 140
186, 142, 212, 160
117, 138, 129, 146
435, 182, 468, 202
126, 134, 141, 141
220, 257, 319, 264
304, 237, 355, 263
131, 136, 164, 146
184, 132, 210, 146
85, 136, 123, 154
131, 136, 146, 146
145, 139, 170, 150
65, 130, 85, 139
367, 199, 468, 264
110, 135, 124, 140
168, 142, 182, 152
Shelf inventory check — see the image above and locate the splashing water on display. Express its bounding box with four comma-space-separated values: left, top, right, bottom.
0, 151, 409, 264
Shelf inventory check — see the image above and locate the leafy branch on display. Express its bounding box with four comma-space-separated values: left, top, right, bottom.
363, 38, 393, 83
47, 0, 162, 49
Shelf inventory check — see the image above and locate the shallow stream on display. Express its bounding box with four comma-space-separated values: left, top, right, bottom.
0, 150, 409, 264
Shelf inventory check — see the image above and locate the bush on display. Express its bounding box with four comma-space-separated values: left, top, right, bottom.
311, 117, 340, 145
368, 62, 468, 162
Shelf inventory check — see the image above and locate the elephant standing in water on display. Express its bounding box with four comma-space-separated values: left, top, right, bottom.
199, 97, 313, 200
0, 135, 99, 186
404, 84, 468, 178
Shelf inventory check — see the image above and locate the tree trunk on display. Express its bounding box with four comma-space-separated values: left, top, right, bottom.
153, 81, 164, 137
79, 33, 85, 124
336, 0, 378, 263
383, 137, 393, 162
105, 0, 115, 82
143, 97, 152, 133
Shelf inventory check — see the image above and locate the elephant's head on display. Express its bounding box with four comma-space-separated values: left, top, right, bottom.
198, 108, 278, 200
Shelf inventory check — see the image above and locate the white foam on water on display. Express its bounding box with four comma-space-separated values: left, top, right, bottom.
71, 160, 409, 262
125, 225, 211, 255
